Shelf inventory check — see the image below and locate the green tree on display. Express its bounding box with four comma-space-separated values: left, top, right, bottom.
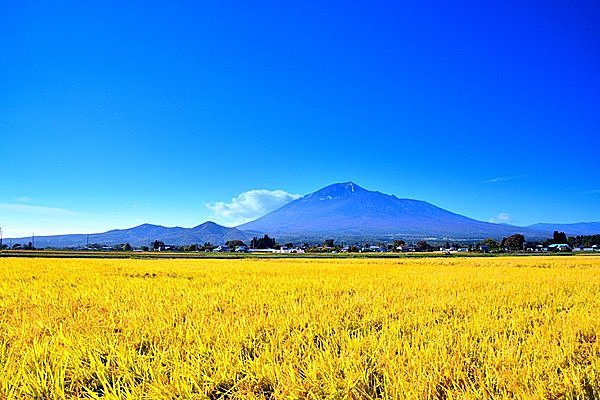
415, 240, 431, 251
251, 235, 277, 249
201, 242, 215, 251
503, 234, 525, 251
553, 231, 568, 244
225, 240, 245, 249
393, 240, 406, 250
480, 238, 500, 250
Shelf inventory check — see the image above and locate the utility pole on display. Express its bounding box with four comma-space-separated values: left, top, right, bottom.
32, 233, 35, 249
86, 234, 89, 249
0, 224, 3, 250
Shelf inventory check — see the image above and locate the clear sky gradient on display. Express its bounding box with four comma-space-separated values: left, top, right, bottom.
1, 0, 599, 237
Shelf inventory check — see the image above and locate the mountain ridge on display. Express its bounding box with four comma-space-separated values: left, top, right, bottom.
4, 221, 253, 248
4, 182, 598, 247
526, 222, 600, 236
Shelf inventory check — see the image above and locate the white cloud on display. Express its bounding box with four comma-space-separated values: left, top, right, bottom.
206, 189, 301, 226
0, 203, 79, 216
484, 176, 511, 184
489, 212, 513, 224
483, 174, 530, 184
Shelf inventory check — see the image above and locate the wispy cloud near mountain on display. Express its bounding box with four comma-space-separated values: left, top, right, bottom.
489, 212, 513, 224
0, 203, 79, 216
206, 189, 301, 226
483, 174, 530, 184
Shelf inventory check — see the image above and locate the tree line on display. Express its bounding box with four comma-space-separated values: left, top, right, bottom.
3, 231, 599, 252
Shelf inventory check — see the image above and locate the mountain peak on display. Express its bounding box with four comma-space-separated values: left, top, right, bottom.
337, 181, 361, 191
237, 181, 551, 240
334, 181, 360, 189
307, 181, 366, 200
193, 221, 226, 230
198, 221, 219, 227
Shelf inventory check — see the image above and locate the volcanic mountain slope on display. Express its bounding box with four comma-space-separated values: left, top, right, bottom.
238, 182, 545, 240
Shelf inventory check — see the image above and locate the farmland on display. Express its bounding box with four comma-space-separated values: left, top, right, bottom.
0, 256, 599, 398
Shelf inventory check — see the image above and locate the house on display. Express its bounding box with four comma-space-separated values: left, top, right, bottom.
213, 245, 230, 253
235, 245, 248, 253
274, 246, 305, 254
368, 245, 387, 252
548, 244, 571, 252
248, 248, 276, 253
573, 247, 595, 252
397, 245, 416, 252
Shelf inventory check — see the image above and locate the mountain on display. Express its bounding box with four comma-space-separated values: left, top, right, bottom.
238, 182, 547, 241
526, 222, 600, 236
5, 222, 253, 248
6, 182, 597, 248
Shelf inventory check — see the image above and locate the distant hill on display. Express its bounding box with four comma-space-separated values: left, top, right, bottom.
237, 182, 547, 241
4, 221, 253, 248
526, 222, 600, 236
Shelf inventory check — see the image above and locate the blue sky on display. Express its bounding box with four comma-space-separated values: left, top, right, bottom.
1, 0, 599, 237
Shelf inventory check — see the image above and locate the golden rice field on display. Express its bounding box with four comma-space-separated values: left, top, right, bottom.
0, 256, 599, 399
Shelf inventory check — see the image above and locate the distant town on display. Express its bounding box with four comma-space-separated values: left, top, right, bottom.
4, 231, 599, 255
